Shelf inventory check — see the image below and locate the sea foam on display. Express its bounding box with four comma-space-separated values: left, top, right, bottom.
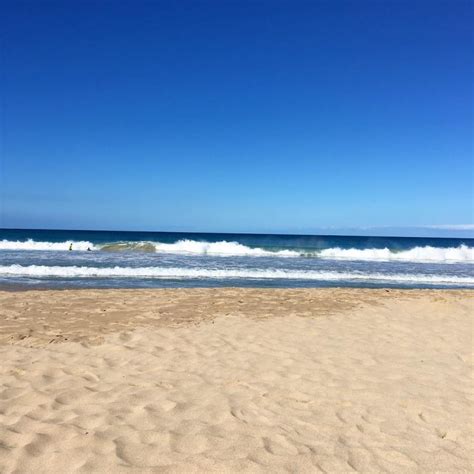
318, 244, 474, 263
0, 264, 473, 286
0, 239, 95, 251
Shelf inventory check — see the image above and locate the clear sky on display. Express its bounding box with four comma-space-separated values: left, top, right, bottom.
1, 0, 473, 236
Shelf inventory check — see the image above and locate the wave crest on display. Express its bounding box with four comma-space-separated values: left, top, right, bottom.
100, 242, 157, 252
318, 244, 474, 263
151, 240, 299, 257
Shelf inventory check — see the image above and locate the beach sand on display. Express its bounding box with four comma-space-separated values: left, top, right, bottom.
0, 288, 472, 473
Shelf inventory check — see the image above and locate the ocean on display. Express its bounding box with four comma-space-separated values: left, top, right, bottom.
0, 228, 473, 289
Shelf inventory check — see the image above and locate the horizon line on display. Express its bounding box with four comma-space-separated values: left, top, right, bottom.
1, 226, 473, 240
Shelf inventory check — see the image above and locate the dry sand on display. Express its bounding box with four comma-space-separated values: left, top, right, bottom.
0, 288, 472, 473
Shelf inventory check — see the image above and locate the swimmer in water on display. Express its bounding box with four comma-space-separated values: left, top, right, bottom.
69, 243, 73, 251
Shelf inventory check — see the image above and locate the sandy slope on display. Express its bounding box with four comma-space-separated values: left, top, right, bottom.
0, 289, 472, 473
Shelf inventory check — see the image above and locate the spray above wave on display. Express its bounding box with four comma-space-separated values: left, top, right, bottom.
1, 264, 473, 286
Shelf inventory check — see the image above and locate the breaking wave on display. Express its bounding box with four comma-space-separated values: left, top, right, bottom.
317, 244, 474, 263
0, 239, 473, 263
0, 264, 473, 286
0, 239, 95, 251
150, 240, 298, 257
0, 239, 298, 257
101, 239, 299, 257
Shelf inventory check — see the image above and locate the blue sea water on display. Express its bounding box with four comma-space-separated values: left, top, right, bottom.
0, 229, 473, 289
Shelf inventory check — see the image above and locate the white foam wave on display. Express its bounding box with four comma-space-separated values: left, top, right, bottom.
0, 264, 472, 286
151, 241, 474, 262
0, 238, 472, 263
0, 239, 94, 251
151, 240, 299, 257
318, 245, 474, 263
0, 238, 296, 256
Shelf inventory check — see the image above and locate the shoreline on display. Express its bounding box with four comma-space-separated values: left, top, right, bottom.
1, 283, 473, 292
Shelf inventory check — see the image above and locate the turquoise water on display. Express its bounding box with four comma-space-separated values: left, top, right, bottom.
0, 229, 473, 289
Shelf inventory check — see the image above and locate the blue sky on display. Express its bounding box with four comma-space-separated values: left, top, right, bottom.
1, 0, 473, 236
